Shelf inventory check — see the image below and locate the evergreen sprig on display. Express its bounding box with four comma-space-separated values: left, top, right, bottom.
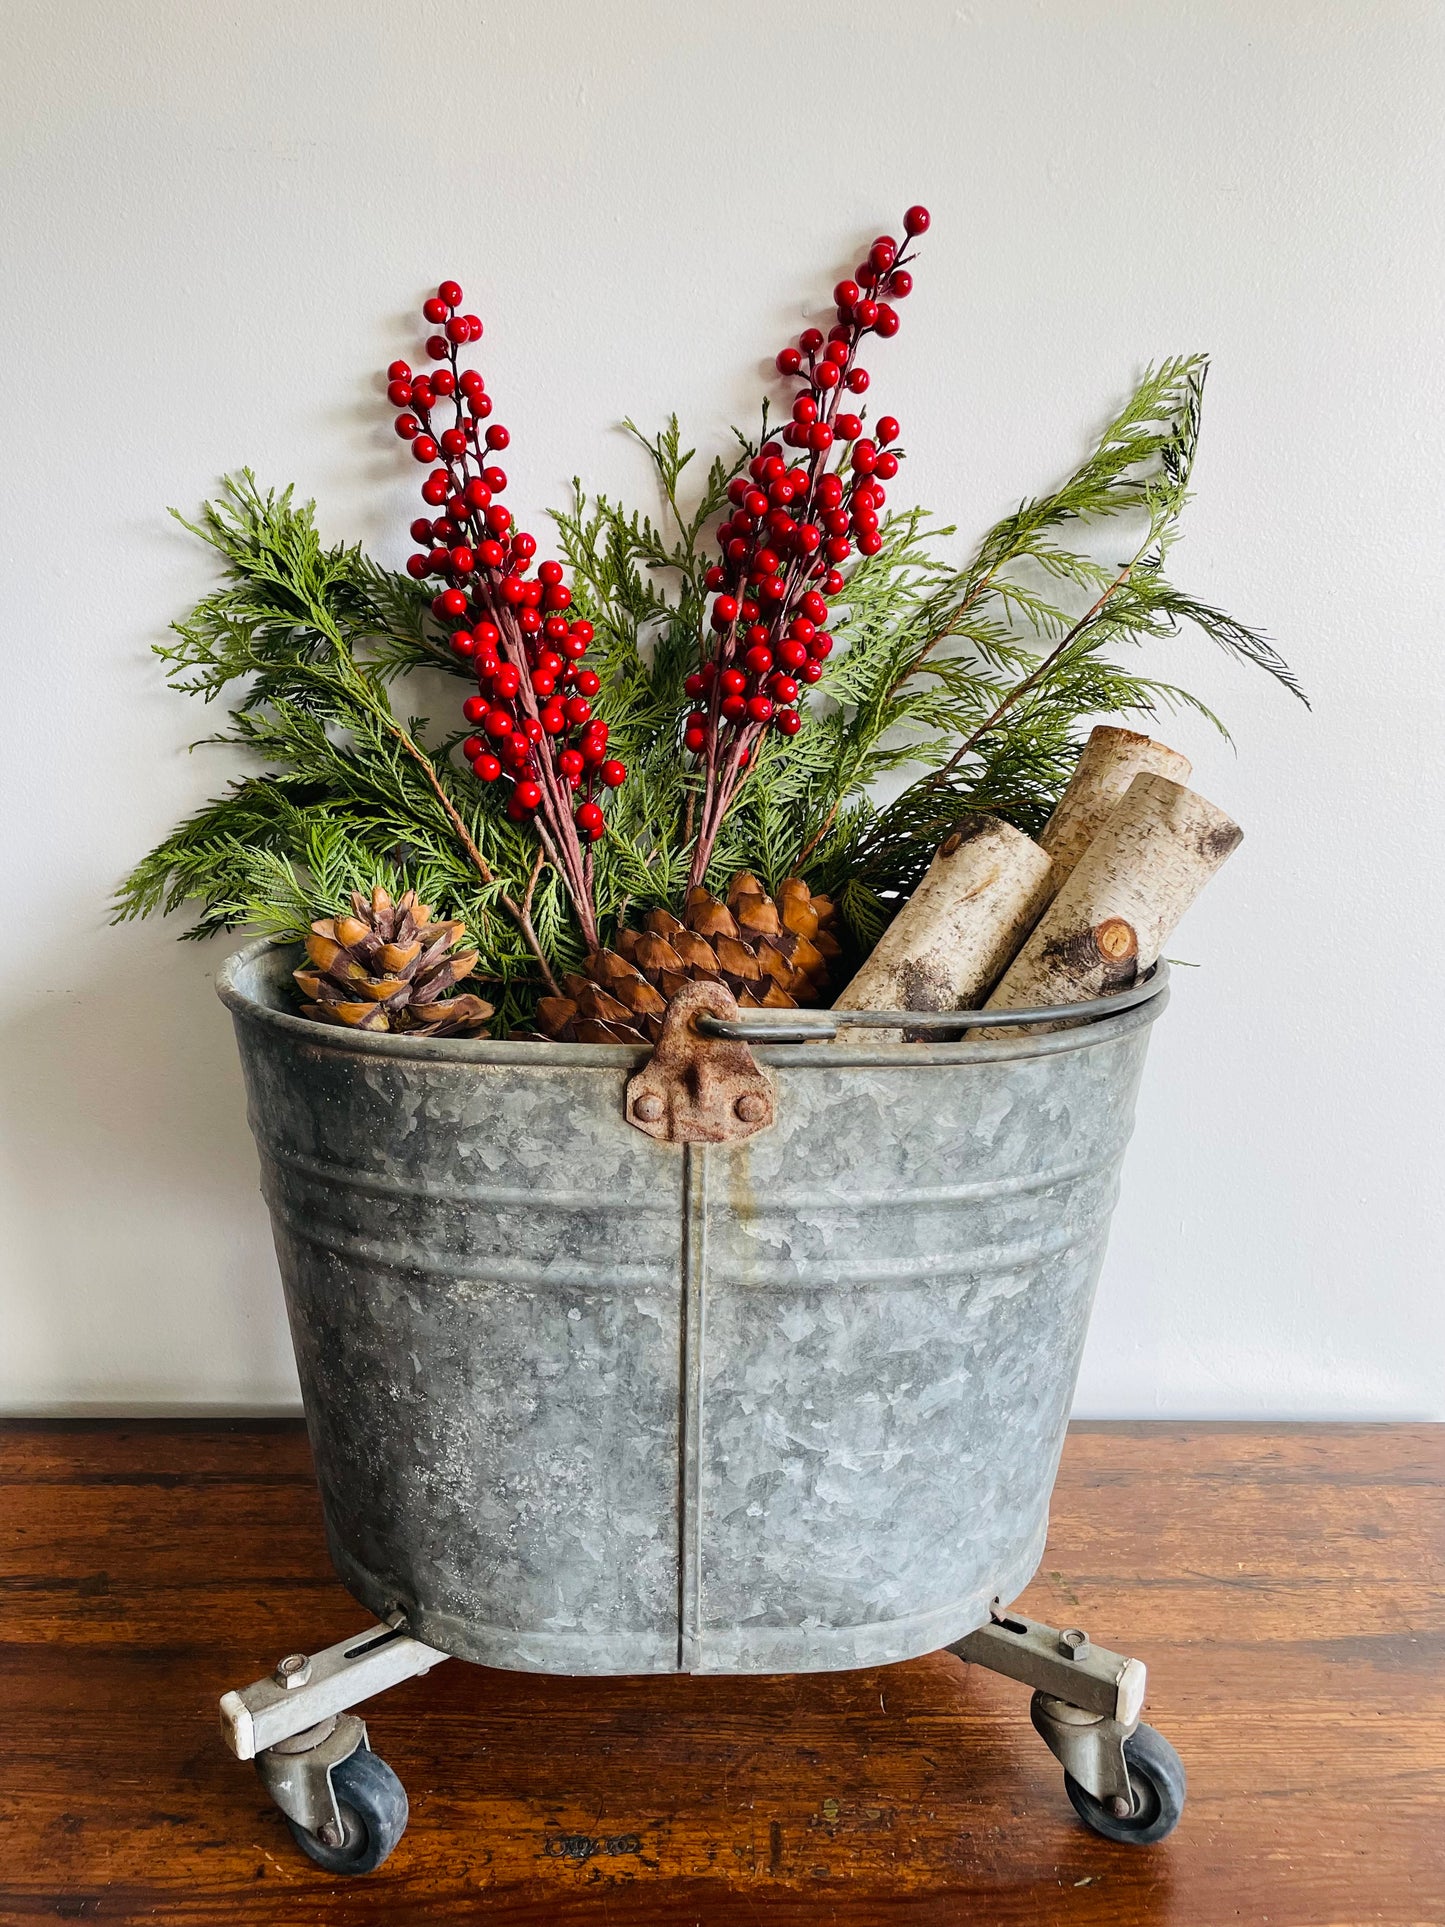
118, 359, 1303, 1016
116, 475, 585, 1028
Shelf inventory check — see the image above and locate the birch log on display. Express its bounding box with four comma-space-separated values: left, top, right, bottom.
984, 773, 1242, 1023
1039, 725, 1192, 897
834, 815, 1053, 1037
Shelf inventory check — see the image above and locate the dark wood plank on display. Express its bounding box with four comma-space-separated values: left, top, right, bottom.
0, 1420, 1440, 1924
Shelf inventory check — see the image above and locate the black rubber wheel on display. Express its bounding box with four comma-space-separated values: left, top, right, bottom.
1064, 1722, 1185, 1845
285, 1745, 409, 1874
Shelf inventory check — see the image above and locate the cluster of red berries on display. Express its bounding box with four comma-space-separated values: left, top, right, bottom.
389, 281, 623, 845
455, 592, 621, 833
685, 207, 928, 771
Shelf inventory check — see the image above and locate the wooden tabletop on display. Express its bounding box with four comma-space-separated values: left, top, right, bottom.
0, 1420, 1440, 1924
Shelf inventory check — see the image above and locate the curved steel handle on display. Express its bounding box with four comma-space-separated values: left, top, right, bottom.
694, 964, 1169, 1044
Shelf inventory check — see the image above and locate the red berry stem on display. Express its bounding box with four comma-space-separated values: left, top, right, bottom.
389, 283, 626, 957
684, 207, 929, 892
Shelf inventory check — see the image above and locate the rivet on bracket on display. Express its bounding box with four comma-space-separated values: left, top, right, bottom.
626, 980, 775, 1144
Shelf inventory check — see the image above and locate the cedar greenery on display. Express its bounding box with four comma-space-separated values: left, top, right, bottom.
117, 355, 1302, 1024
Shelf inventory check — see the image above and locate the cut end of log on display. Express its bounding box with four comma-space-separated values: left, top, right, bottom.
1095, 917, 1138, 962
1035, 919, 1138, 992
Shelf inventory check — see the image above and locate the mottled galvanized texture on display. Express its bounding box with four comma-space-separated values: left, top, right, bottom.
218, 940, 1164, 1678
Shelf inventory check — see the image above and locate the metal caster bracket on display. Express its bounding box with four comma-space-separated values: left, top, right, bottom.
219, 1616, 449, 1763
254, 1709, 368, 1839
221, 1603, 1162, 1849
220, 1616, 447, 1844
949, 1602, 1147, 1809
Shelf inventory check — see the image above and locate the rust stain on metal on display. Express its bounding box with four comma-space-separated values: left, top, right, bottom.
727, 1138, 758, 1236
626, 980, 774, 1145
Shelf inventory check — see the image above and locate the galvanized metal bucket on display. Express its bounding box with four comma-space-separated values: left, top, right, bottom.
218, 939, 1167, 1680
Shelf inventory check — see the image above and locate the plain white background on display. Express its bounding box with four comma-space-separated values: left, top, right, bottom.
1, 0, 1440, 1416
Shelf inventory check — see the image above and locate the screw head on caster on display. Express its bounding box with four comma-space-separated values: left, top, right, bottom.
1065, 1722, 1186, 1845
285, 1745, 409, 1874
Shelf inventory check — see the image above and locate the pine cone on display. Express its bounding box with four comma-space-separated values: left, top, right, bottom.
534, 874, 841, 1044
293, 886, 494, 1036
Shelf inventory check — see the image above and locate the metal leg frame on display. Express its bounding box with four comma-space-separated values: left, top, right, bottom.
949, 1604, 1147, 1816
222, 1603, 1157, 1847
219, 1619, 448, 1843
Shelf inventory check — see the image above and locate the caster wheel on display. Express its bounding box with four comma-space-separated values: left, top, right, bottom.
285, 1745, 409, 1874
1065, 1722, 1185, 1845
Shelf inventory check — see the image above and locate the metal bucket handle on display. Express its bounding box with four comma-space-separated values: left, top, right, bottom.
626, 967, 1168, 1142
695, 966, 1168, 1043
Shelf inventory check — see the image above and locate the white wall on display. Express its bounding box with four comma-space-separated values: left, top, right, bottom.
2, 0, 1441, 1417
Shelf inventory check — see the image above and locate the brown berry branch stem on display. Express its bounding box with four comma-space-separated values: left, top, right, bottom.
794, 584, 990, 873
471, 575, 600, 951
395, 724, 562, 997
521, 840, 546, 926
410, 331, 603, 955
691, 729, 755, 885
685, 217, 925, 893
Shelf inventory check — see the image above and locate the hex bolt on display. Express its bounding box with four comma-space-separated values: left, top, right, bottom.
317, 1819, 343, 1847
734, 1093, 767, 1123
273, 1652, 312, 1689
633, 1093, 664, 1123
1057, 1628, 1090, 1659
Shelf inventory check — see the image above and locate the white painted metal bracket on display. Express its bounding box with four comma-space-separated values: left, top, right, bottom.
219, 1620, 449, 1761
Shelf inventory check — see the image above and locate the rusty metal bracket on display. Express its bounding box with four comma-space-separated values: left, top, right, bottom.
626, 980, 775, 1144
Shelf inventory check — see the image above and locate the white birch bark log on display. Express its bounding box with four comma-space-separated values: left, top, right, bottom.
834, 815, 1053, 1038
1039, 725, 1192, 897
983, 773, 1242, 1025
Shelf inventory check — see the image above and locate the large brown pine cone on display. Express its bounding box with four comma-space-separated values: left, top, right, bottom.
293, 886, 494, 1036
534, 874, 841, 1044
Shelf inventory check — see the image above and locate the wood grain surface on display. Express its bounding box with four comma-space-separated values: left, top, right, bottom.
0, 1420, 1439, 1925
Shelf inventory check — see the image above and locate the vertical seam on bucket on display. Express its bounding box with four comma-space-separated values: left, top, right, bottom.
678, 1142, 707, 1671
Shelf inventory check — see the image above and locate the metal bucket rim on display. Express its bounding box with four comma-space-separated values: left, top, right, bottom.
216, 937, 1169, 1070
